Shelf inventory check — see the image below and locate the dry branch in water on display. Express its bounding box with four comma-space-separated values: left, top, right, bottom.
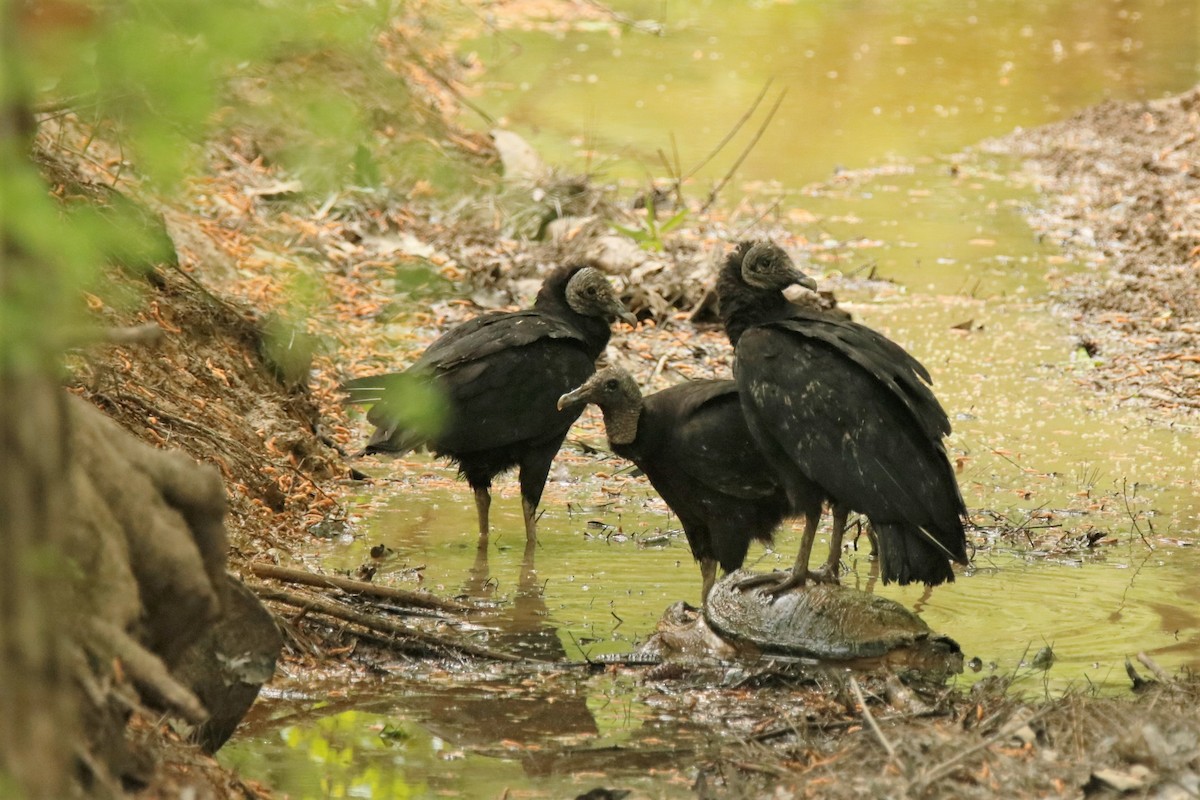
702, 88, 788, 212
1136, 652, 1174, 684
249, 562, 477, 614
250, 582, 529, 663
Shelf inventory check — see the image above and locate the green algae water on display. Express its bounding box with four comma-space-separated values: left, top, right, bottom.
460, 0, 1198, 187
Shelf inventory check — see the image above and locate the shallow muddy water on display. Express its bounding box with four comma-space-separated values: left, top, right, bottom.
222, 2, 1200, 797
462, 0, 1198, 187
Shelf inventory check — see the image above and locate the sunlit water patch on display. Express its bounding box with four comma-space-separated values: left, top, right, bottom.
315, 467, 1200, 691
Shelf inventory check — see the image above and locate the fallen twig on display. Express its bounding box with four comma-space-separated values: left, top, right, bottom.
1135, 388, 1200, 409
249, 581, 528, 663
909, 706, 1051, 794
751, 707, 947, 743
1136, 652, 1174, 684
850, 676, 898, 764
249, 562, 477, 614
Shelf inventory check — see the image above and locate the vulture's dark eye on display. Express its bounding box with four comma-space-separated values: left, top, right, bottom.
605, 379, 619, 391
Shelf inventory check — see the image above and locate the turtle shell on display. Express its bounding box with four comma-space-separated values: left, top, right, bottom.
705, 570, 960, 664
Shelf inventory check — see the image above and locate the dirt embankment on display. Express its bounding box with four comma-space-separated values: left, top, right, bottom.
986, 87, 1200, 418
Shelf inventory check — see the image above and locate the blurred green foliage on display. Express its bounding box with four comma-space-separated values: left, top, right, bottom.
1, 0, 481, 370
30, 0, 385, 188
373, 369, 448, 442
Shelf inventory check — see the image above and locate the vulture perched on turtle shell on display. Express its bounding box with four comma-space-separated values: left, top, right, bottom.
716, 240, 969, 593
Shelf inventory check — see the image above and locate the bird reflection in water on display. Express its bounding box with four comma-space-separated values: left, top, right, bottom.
461, 537, 566, 662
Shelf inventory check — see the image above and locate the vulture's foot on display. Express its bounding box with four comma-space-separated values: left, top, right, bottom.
734, 569, 817, 598
807, 562, 842, 586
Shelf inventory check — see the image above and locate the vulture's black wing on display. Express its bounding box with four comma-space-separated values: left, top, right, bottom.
736, 322, 966, 567
646, 380, 783, 502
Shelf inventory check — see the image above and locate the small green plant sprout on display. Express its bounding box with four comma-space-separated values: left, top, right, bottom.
610, 190, 688, 252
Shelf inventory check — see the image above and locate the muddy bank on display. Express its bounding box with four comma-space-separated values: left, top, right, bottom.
715, 672, 1200, 799
985, 86, 1200, 419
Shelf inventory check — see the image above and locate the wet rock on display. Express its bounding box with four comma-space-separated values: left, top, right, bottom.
172, 576, 282, 753
490, 129, 547, 184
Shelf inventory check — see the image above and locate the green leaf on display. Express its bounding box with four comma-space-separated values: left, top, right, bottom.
658, 208, 689, 235
609, 222, 651, 243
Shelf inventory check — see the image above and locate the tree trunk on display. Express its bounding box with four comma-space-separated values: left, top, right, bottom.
0, 344, 78, 798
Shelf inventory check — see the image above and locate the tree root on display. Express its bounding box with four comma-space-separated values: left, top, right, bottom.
249, 582, 530, 663
82, 618, 209, 725
248, 562, 479, 614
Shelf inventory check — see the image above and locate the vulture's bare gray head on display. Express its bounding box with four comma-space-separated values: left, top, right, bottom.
556, 367, 643, 445
740, 241, 818, 293
566, 267, 638, 325
557, 366, 641, 412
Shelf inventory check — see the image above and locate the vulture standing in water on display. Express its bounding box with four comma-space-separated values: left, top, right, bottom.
716, 240, 969, 592
344, 265, 635, 543
557, 367, 791, 600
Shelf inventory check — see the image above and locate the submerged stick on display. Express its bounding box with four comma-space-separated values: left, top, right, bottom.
250, 582, 528, 663
249, 562, 476, 613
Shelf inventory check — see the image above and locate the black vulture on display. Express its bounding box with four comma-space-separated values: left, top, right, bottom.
716, 240, 969, 592
343, 264, 635, 542
557, 367, 791, 600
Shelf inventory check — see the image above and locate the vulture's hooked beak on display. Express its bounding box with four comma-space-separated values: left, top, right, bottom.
791, 270, 819, 293
614, 306, 638, 327
557, 386, 587, 412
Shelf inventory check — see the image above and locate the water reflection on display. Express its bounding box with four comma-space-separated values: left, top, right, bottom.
230, 471, 1200, 797
224, 674, 701, 798
463, 536, 566, 660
